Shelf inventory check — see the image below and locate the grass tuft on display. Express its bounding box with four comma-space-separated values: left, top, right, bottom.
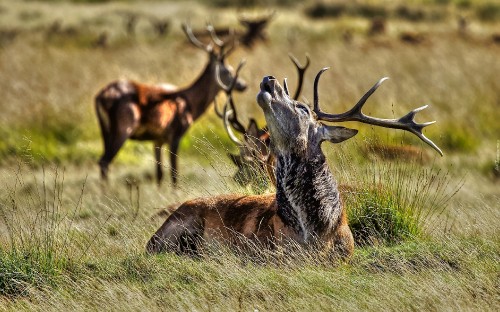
336, 151, 461, 246
0, 166, 104, 297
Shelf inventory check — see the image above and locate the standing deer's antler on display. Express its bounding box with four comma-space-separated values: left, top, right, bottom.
206, 22, 237, 59
182, 22, 213, 52
206, 22, 226, 47
313, 68, 443, 156
223, 101, 244, 145
215, 59, 247, 140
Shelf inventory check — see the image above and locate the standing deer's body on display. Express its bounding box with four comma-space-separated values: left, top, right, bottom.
95, 24, 246, 185
147, 70, 442, 257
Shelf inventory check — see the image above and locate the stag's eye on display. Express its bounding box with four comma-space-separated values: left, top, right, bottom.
296, 104, 310, 115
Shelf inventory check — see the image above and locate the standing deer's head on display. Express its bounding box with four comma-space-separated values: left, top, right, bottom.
257, 69, 443, 158
182, 23, 247, 92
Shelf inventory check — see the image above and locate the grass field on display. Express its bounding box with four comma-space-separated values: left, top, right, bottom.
0, 0, 499, 311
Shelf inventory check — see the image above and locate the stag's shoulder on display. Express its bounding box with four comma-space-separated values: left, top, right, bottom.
179, 193, 276, 212
184, 193, 275, 206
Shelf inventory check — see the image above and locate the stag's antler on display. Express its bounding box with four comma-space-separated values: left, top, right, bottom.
182, 22, 212, 52
206, 22, 226, 47
223, 102, 244, 145
288, 53, 310, 100
312, 68, 443, 156
206, 22, 237, 58
215, 59, 247, 137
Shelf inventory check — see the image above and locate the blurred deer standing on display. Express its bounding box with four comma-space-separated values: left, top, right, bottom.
95, 24, 247, 186
146, 68, 442, 257
193, 12, 274, 49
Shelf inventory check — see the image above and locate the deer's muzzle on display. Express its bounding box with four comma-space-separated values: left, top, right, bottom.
257, 77, 275, 106
257, 75, 290, 111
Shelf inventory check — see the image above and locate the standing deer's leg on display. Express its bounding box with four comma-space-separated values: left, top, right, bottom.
96, 99, 112, 180
99, 102, 139, 180
169, 136, 182, 186
97, 132, 111, 180
154, 141, 164, 186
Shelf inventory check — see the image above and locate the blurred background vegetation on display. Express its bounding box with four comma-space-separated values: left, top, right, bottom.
0, 0, 498, 310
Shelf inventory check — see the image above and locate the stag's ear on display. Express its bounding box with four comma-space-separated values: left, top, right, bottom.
246, 119, 259, 138
320, 125, 358, 144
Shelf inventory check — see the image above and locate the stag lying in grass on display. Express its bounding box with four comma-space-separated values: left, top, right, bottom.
146, 68, 442, 258
215, 54, 310, 187
95, 23, 247, 186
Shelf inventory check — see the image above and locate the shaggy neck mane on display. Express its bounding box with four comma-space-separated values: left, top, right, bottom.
275, 151, 342, 243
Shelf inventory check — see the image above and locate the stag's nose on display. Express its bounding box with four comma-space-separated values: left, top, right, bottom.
260, 76, 276, 93
263, 76, 276, 83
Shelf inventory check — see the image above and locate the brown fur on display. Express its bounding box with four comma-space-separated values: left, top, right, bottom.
146, 193, 353, 257
95, 26, 246, 186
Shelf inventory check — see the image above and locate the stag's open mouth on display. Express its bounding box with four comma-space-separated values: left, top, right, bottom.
257, 76, 276, 108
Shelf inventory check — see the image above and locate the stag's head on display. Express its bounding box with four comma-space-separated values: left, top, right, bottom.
216, 55, 310, 186
257, 68, 443, 158
182, 23, 247, 92
257, 75, 357, 157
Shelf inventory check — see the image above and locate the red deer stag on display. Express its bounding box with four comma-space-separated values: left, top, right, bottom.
216, 54, 310, 187
95, 24, 247, 186
146, 69, 442, 257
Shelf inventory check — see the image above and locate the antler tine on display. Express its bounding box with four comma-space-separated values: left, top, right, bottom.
312, 69, 443, 156
289, 53, 310, 71
215, 59, 247, 134
182, 22, 212, 52
215, 63, 230, 92
223, 102, 244, 145
226, 96, 246, 134
214, 94, 246, 133
283, 78, 290, 96
350, 77, 389, 115
220, 28, 237, 59
289, 53, 310, 100
398, 105, 443, 155
313, 67, 330, 114
206, 22, 225, 47
213, 96, 225, 118
216, 59, 246, 92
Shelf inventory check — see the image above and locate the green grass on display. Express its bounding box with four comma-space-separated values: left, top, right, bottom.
0, 0, 499, 310
338, 150, 461, 245
476, 3, 500, 21
0, 168, 77, 297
